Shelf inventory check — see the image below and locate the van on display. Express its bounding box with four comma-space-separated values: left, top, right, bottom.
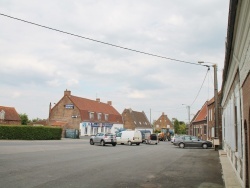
116, 130, 142, 145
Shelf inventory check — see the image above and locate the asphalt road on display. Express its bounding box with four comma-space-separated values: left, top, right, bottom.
0, 139, 224, 188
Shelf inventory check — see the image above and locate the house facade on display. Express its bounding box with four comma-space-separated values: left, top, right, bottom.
0, 106, 21, 125
190, 102, 207, 141
221, 0, 250, 187
154, 112, 174, 133
122, 108, 153, 133
207, 92, 222, 142
49, 90, 123, 136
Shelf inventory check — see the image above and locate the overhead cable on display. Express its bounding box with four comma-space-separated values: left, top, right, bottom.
0, 13, 206, 67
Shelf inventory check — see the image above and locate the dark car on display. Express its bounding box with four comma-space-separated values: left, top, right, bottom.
173, 135, 212, 149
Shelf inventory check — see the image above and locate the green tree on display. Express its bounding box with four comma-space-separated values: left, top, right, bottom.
174, 119, 187, 134
174, 119, 180, 134
19, 113, 29, 125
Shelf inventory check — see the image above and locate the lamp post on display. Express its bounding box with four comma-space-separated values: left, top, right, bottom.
182, 104, 190, 134
198, 61, 219, 150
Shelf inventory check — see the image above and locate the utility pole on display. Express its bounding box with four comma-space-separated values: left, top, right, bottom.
213, 64, 219, 150
198, 61, 219, 151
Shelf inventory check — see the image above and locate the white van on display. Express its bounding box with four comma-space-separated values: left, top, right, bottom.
116, 130, 142, 145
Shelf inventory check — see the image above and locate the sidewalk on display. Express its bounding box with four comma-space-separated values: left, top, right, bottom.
219, 150, 242, 188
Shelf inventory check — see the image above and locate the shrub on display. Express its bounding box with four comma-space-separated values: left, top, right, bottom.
0, 125, 62, 140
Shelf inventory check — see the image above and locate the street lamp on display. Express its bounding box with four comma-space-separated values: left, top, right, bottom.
198, 61, 219, 150
182, 104, 190, 134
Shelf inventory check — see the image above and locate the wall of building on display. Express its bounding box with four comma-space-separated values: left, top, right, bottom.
49, 96, 81, 130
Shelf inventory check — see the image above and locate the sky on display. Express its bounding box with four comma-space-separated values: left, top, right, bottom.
0, 0, 229, 123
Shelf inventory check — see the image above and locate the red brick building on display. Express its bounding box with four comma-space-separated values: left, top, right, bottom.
49, 90, 123, 136
190, 102, 207, 141
153, 112, 174, 132
0, 106, 21, 125
122, 108, 152, 132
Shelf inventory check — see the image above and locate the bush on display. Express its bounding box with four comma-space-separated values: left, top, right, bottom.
0, 125, 62, 140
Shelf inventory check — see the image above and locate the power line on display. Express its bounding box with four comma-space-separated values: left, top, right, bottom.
0, 13, 205, 67
190, 67, 210, 107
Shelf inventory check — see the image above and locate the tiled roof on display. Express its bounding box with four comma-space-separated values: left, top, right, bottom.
122, 109, 151, 128
69, 95, 123, 124
0, 106, 21, 121
192, 102, 207, 123
70, 95, 120, 115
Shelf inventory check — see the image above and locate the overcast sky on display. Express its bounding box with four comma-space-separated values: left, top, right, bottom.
0, 0, 229, 123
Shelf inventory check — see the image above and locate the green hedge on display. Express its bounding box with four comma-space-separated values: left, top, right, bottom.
0, 125, 62, 140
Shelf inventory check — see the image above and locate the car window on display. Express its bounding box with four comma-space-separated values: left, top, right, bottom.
105, 133, 113, 136
99, 133, 104, 136
184, 136, 191, 141
116, 132, 122, 137
191, 136, 199, 141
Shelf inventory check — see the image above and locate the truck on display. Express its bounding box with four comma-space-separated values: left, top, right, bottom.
158, 128, 171, 141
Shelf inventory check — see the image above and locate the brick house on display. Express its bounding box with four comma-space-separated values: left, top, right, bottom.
49, 90, 123, 136
0, 106, 21, 125
207, 92, 222, 141
154, 112, 174, 133
190, 102, 207, 141
122, 108, 153, 133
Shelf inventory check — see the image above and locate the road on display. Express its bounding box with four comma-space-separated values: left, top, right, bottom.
0, 139, 224, 188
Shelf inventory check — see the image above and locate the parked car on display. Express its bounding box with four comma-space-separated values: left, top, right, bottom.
139, 130, 151, 143
171, 134, 185, 144
90, 133, 117, 146
173, 135, 212, 149
116, 130, 142, 145
145, 133, 159, 145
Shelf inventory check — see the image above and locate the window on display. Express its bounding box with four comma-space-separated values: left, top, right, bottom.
191, 136, 198, 141
105, 114, 108, 121
184, 136, 191, 141
204, 125, 207, 134
89, 112, 94, 119
134, 121, 137, 124
98, 113, 102, 120
0, 110, 5, 120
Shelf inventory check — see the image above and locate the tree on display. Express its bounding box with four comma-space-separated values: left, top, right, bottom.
173, 119, 187, 134
19, 113, 29, 125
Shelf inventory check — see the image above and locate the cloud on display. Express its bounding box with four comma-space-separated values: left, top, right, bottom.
0, 0, 229, 121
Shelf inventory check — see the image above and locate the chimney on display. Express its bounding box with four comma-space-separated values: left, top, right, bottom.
96, 98, 100, 103
162, 112, 165, 115
64, 89, 71, 96
107, 101, 112, 106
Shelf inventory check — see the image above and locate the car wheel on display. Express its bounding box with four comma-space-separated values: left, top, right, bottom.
128, 141, 132, 146
112, 143, 116, 146
155, 143, 158, 145
179, 143, 185, 148
90, 139, 94, 145
202, 143, 208, 149
101, 140, 105, 146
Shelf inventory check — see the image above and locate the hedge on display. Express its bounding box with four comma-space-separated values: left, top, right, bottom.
0, 125, 62, 140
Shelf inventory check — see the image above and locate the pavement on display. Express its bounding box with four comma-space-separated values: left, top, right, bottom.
219, 150, 242, 188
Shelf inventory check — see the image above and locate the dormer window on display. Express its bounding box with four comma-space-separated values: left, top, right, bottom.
134, 121, 137, 124
98, 113, 102, 120
105, 114, 108, 121
89, 112, 94, 119
0, 110, 5, 120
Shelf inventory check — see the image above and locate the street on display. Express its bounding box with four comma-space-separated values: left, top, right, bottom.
0, 139, 224, 188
